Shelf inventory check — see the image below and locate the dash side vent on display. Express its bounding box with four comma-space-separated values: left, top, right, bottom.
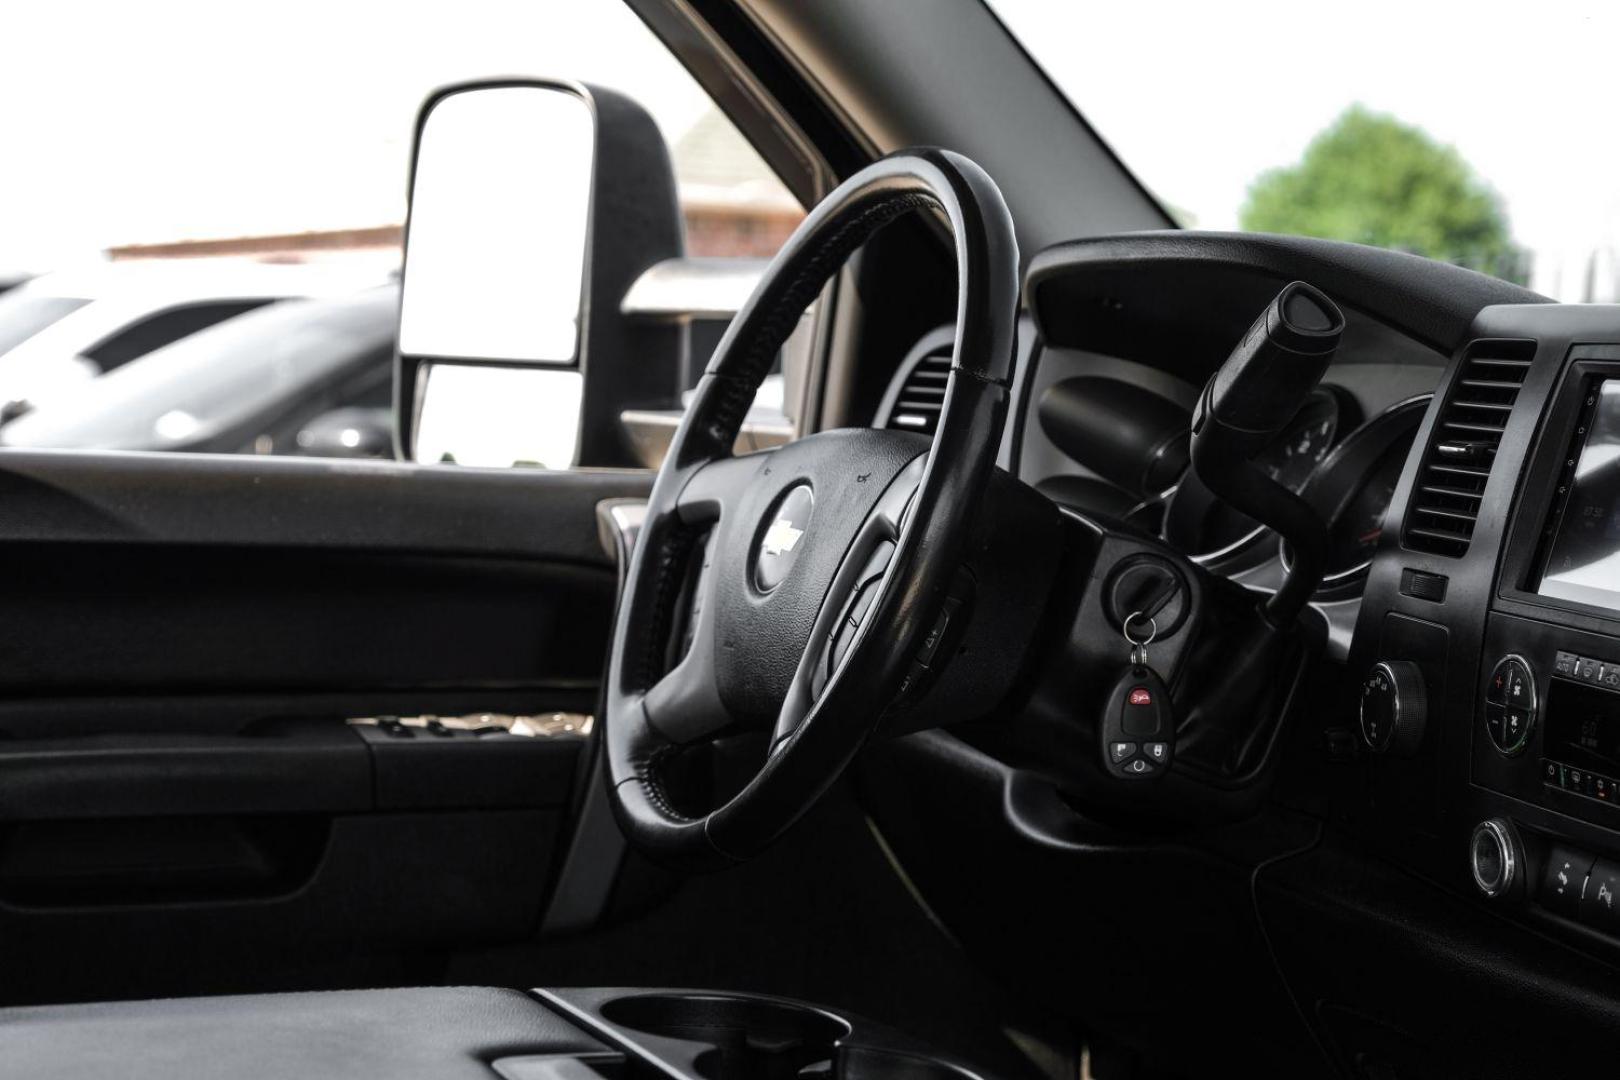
1402, 339, 1535, 557
881, 348, 952, 436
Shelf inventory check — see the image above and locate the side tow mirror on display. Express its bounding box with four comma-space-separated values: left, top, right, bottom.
394, 79, 683, 469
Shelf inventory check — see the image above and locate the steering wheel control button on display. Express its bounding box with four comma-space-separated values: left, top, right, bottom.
1101, 665, 1173, 780
754, 484, 814, 592
1485, 656, 1536, 755
895, 660, 932, 703
849, 582, 880, 627
828, 619, 857, 676
1470, 819, 1521, 899
1541, 846, 1595, 918
915, 596, 962, 667
1359, 660, 1427, 756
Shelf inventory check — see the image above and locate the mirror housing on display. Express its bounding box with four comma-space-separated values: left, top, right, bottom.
394, 78, 684, 467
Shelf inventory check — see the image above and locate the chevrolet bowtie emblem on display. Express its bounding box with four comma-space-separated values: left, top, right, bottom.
762, 518, 805, 557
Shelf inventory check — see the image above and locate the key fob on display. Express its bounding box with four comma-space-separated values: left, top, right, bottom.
1101, 664, 1173, 779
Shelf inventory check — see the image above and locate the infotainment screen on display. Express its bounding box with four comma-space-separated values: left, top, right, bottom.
1539, 379, 1620, 610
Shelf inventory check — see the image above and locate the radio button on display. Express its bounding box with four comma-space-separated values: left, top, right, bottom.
1470, 819, 1521, 899
1581, 860, 1620, 929
1541, 846, 1594, 917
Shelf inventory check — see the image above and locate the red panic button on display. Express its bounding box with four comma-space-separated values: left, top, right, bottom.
1129, 688, 1153, 706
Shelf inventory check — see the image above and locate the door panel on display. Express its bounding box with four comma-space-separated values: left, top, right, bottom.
0, 449, 649, 1005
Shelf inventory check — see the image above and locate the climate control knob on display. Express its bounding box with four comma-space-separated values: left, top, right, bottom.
1484, 654, 1536, 755
1359, 660, 1427, 756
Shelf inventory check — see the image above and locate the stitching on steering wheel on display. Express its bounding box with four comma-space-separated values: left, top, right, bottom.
707, 191, 942, 443
606, 149, 1019, 867
636, 524, 702, 693
643, 190, 945, 822
638, 745, 689, 822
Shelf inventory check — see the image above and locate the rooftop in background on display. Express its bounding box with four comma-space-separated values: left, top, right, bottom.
92, 106, 804, 266
674, 109, 803, 259
674, 109, 801, 211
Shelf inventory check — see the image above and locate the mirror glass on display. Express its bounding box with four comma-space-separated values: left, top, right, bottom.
398, 86, 593, 364
413, 364, 583, 468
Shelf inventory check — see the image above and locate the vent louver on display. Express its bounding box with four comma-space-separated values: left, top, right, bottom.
883, 349, 952, 436
1403, 340, 1535, 557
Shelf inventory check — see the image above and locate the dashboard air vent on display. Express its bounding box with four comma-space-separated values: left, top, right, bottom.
883, 348, 952, 436
1403, 340, 1535, 557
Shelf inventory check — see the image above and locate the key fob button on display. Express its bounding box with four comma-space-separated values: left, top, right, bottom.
1101, 664, 1172, 780
1121, 686, 1161, 736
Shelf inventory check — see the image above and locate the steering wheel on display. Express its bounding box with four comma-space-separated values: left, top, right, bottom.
604, 149, 1019, 870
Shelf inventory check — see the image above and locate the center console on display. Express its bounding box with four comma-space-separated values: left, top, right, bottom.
1347, 304, 1620, 956
0, 986, 992, 1080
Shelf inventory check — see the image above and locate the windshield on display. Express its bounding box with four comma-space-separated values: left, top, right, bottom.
0, 294, 90, 356
989, 1, 1620, 300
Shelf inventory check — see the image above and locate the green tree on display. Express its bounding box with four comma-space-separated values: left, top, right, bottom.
1240, 105, 1523, 281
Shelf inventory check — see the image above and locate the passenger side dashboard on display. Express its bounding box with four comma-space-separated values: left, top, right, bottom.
1349, 305, 1620, 949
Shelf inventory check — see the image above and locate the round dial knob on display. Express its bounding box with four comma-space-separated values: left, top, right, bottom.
1359, 660, 1427, 756
1470, 818, 1522, 899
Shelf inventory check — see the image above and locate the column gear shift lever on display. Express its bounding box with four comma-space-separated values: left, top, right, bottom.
1190, 281, 1345, 627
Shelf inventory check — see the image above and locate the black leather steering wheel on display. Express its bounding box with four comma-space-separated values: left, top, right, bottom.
603, 149, 1019, 870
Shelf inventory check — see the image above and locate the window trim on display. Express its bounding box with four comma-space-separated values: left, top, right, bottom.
623, 0, 844, 435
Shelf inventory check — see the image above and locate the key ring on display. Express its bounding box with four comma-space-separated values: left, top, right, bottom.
1123, 610, 1158, 648
1123, 610, 1157, 667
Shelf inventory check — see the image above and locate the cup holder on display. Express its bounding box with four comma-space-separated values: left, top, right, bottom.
600, 993, 851, 1080
836, 1048, 984, 1080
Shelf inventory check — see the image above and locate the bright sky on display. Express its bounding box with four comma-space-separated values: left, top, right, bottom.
6, 1, 1618, 297
991, 0, 1620, 264
0, 1, 710, 267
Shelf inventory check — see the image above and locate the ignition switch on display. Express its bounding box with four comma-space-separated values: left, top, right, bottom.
1103, 555, 1189, 637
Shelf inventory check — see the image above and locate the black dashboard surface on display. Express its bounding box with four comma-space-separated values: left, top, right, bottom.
868, 232, 1620, 1072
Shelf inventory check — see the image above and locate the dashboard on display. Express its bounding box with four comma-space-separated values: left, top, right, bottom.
860, 232, 1620, 1069
877, 314, 1443, 660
